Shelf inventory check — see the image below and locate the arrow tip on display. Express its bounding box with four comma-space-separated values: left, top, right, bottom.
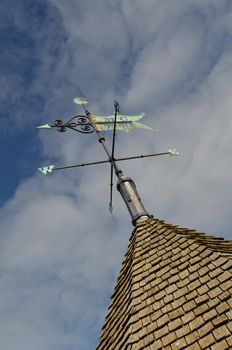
36, 123, 51, 129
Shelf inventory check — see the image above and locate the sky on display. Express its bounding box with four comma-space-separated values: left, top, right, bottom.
1, 0, 232, 349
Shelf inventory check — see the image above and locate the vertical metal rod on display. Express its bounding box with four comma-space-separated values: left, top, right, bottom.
111, 100, 119, 161
109, 100, 120, 212
98, 136, 122, 177
82, 100, 150, 225
81, 101, 123, 177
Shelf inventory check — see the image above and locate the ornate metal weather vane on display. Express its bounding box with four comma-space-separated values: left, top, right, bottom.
37, 99, 95, 134
37, 97, 179, 225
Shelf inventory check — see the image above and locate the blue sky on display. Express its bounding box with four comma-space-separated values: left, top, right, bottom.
1, 1, 232, 349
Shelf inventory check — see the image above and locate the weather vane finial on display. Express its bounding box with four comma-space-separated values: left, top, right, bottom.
37, 97, 179, 225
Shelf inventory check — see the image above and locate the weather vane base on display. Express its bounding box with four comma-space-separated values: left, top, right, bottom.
117, 176, 151, 226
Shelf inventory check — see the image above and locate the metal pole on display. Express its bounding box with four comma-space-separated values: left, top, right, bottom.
80, 101, 151, 225
97, 120, 150, 225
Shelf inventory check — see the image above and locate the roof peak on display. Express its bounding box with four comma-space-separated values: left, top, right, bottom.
96, 218, 232, 350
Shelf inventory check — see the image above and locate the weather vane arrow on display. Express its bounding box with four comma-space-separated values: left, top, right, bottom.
37, 97, 179, 225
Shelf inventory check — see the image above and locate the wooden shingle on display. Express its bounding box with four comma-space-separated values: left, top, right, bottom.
96, 218, 232, 350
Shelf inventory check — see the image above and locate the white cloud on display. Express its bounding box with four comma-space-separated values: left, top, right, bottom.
0, 172, 130, 349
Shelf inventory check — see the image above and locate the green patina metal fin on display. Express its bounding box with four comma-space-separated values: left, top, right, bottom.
93, 113, 145, 122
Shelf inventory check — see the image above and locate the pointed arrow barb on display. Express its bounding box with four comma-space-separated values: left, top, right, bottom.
36, 123, 52, 129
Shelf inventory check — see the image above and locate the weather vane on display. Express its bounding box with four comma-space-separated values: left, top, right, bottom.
37, 97, 179, 225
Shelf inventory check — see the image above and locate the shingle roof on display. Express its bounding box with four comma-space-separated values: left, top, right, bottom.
96, 218, 232, 350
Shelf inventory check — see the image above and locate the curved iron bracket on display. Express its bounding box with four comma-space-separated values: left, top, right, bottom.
53, 115, 95, 134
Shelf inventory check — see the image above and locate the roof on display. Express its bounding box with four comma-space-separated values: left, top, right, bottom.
96, 218, 232, 350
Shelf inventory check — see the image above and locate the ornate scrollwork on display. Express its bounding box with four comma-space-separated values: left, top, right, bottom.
53, 115, 95, 134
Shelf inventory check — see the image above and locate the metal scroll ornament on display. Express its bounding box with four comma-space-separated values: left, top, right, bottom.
54, 115, 95, 134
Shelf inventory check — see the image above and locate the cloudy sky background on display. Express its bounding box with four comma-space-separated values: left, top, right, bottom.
1, 0, 232, 349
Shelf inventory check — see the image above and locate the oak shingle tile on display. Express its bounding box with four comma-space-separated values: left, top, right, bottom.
187, 344, 201, 350
226, 335, 232, 346
198, 321, 214, 337
154, 324, 169, 339
185, 330, 199, 345
189, 315, 205, 331
198, 333, 215, 348
176, 324, 191, 338
216, 301, 231, 315
161, 331, 176, 347
213, 325, 230, 341
149, 338, 162, 350
168, 318, 182, 331
181, 311, 195, 324
211, 340, 229, 350
212, 314, 229, 327
202, 309, 217, 321
171, 338, 187, 349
